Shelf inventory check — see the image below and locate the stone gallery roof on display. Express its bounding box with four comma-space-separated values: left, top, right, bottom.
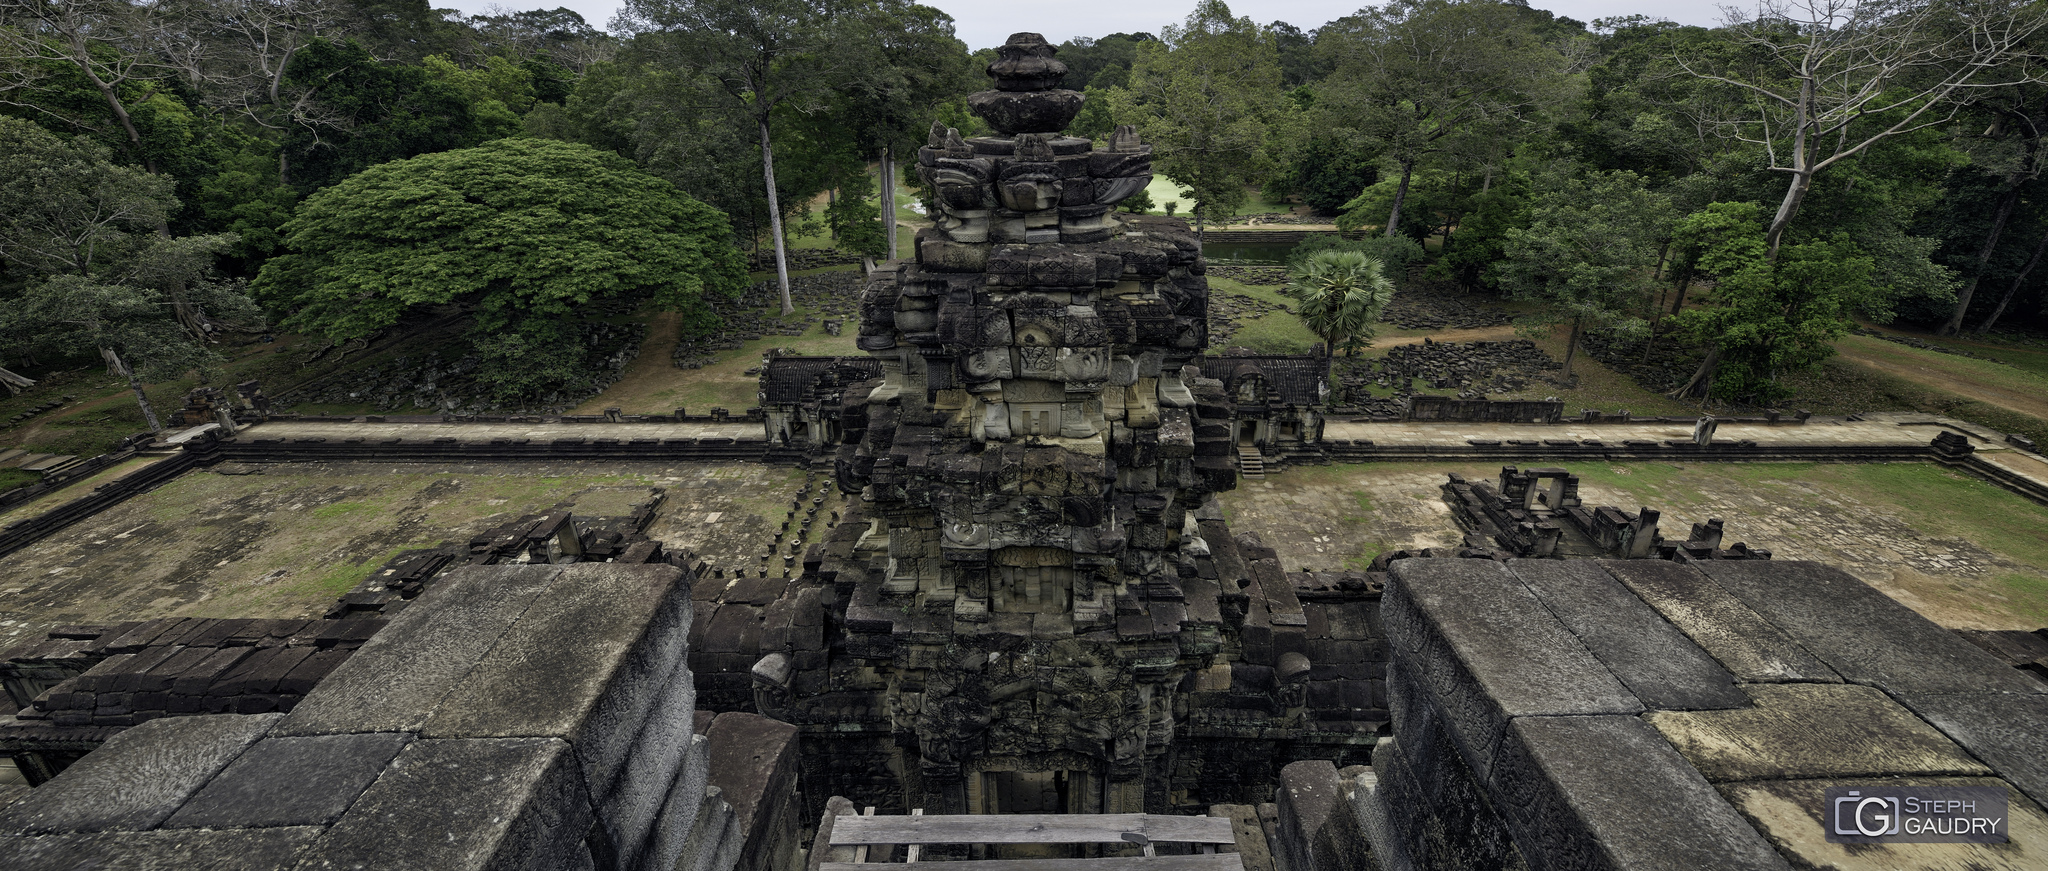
1358, 557, 2048, 870
1, 618, 381, 747
0, 563, 741, 871
759, 356, 881, 405
1199, 354, 1328, 406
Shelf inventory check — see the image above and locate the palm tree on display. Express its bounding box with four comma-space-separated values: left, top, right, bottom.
1285, 249, 1394, 356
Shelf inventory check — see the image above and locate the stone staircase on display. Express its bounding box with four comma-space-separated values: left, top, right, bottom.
1237, 446, 1265, 481
0, 448, 79, 477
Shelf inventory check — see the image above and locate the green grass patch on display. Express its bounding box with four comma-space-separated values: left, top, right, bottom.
287, 545, 417, 600
1781, 357, 2048, 448
310, 501, 375, 520
0, 467, 40, 492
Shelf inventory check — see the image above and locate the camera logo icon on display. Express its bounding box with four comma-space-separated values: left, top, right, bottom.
1832, 790, 1901, 837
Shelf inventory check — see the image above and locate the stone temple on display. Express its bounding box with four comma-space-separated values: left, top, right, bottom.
747, 31, 1379, 817
2, 29, 2047, 871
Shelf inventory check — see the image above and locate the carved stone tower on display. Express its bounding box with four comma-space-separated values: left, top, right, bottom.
751, 34, 1349, 820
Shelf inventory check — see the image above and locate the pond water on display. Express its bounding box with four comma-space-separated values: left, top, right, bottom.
1200, 242, 1296, 265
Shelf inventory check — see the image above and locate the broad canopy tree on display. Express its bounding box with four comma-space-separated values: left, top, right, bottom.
254, 138, 745, 399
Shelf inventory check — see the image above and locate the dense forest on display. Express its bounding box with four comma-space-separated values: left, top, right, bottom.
4, 0, 2048, 409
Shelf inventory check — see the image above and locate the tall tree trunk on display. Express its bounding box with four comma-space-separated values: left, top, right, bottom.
1560, 315, 1583, 380
1195, 204, 1205, 239
104, 348, 163, 433
826, 187, 838, 239
1942, 183, 2021, 335
1670, 276, 1691, 316
757, 116, 794, 316
1764, 79, 1815, 260
1765, 171, 1812, 261
1978, 222, 2048, 334
881, 146, 898, 262
1667, 344, 1722, 400
1385, 158, 1416, 239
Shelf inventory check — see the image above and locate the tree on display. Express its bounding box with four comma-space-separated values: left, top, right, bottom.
832, 0, 973, 263
0, 117, 252, 430
276, 38, 522, 191
614, 0, 876, 315
0, 0, 180, 173
1493, 168, 1674, 380
1286, 249, 1395, 356
1315, 0, 1569, 237
1682, 0, 2048, 258
1665, 202, 1878, 402
254, 139, 745, 397
1108, 0, 1281, 235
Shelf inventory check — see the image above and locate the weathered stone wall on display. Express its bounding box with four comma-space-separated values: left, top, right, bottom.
0, 563, 765, 871
1317, 557, 2048, 871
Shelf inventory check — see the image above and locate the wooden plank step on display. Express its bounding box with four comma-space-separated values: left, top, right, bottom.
0, 449, 26, 466
829, 813, 1237, 846
822, 853, 1245, 871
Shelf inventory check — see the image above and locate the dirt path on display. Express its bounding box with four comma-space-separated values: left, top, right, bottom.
1836, 344, 2048, 423
572, 312, 684, 415
1373, 326, 1520, 347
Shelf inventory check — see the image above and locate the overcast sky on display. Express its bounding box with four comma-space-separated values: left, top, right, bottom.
444, 0, 1730, 50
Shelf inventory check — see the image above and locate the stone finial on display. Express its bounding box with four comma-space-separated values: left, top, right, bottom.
987, 32, 1066, 91
968, 32, 1084, 135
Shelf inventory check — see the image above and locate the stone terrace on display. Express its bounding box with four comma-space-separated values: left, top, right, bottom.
1339, 558, 2048, 870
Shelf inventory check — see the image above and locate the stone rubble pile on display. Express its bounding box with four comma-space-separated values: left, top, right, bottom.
1378, 287, 1515, 330
280, 320, 643, 416
671, 272, 864, 370
1331, 339, 1558, 412
1579, 327, 1703, 394
1208, 291, 1292, 346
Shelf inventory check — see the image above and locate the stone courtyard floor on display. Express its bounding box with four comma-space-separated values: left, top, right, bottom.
0, 460, 833, 648
2, 413, 2043, 651
1218, 458, 2048, 631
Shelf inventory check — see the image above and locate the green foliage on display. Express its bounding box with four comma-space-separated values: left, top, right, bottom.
1433, 185, 1529, 291
1286, 249, 1395, 355
825, 173, 888, 258
1272, 134, 1379, 215
1286, 234, 1423, 277
1668, 203, 1878, 403
1493, 169, 1672, 326
280, 39, 522, 192
1107, 0, 1281, 229
1118, 188, 1156, 214
194, 144, 300, 274
255, 139, 745, 397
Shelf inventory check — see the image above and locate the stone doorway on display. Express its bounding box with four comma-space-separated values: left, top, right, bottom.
1237, 419, 1257, 445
